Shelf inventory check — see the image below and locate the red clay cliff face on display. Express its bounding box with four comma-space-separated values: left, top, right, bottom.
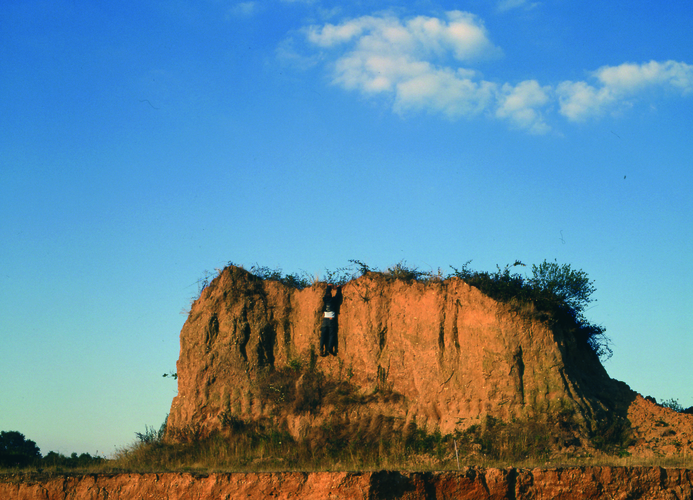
166, 266, 693, 454
3, 467, 693, 500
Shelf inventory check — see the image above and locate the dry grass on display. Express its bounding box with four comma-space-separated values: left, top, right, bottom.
3, 444, 692, 476
100, 410, 693, 474
80, 354, 693, 474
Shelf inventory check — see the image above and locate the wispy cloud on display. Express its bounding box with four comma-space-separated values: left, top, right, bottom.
496, 0, 540, 13
231, 1, 259, 17
299, 11, 693, 133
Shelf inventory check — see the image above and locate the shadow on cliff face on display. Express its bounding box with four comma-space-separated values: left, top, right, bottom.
251, 348, 404, 415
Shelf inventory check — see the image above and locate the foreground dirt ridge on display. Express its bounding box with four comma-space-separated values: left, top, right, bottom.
2, 468, 693, 499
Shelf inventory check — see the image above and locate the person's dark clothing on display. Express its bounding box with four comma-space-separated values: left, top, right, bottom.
320, 286, 342, 356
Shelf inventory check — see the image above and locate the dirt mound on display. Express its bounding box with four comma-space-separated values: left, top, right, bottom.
627, 395, 693, 457
166, 265, 692, 457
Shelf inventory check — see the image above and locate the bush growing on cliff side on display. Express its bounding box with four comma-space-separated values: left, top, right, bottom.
449, 259, 611, 361
453, 411, 582, 462
661, 398, 685, 413
529, 261, 595, 314
135, 417, 168, 445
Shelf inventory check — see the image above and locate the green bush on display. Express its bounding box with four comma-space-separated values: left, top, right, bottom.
0, 431, 41, 468
249, 264, 313, 290
661, 398, 684, 413
589, 416, 635, 454
449, 259, 611, 361
41, 451, 105, 469
135, 417, 168, 445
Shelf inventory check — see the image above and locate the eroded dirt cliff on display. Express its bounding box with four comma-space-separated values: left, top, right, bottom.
166, 266, 693, 455
3, 467, 693, 499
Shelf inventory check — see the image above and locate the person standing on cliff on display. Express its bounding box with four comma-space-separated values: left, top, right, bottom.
320, 284, 342, 357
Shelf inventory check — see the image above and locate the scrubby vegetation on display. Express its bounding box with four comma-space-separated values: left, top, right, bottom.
114, 356, 615, 473
104, 356, 682, 472
449, 259, 611, 361
111, 415, 587, 473
647, 396, 693, 415
0, 431, 105, 472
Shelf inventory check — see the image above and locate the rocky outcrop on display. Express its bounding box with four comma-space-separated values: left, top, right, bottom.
166, 266, 693, 454
3, 467, 693, 499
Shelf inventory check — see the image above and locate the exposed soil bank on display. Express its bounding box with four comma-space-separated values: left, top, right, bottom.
167, 266, 693, 457
2, 467, 693, 499
170, 266, 620, 439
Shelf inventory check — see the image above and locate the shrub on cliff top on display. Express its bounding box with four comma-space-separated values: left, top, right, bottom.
449, 259, 610, 361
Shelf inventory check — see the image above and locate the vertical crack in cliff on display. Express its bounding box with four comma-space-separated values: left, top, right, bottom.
372, 283, 389, 361
204, 314, 219, 353
438, 287, 446, 359
509, 346, 525, 405
438, 319, 445, 354
235, 307, 251, 363
507, 468, 519, 500
375, 360, 395, 394
452, 298, 461, 352
378, 326, 387, 355
257, 319, 276, 369
281, 292, 293, 360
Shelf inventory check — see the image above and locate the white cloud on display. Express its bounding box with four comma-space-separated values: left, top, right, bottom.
305, 11, 505, 121
556, 81, 613, 121
596, 60, 693, 93
558, 60, 693, 121
495, 80, 551, 134
395, 68, 497, 118
307, 16, 373, 47
307, 11, 501, 60
299, 12, 693, 133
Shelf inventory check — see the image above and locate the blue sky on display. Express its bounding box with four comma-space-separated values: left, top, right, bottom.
1, 0, 691, 456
